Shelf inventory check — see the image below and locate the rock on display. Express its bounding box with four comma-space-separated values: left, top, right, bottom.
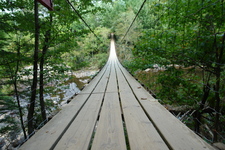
145, 68, 151, 72
213, 143, 225, 150
0, 138, 6, 149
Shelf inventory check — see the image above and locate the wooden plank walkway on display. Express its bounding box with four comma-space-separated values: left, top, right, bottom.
19, 36, 215, 150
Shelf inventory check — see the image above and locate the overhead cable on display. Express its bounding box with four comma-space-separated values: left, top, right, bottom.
66, 0, 101, 41
121, 0, 147, 42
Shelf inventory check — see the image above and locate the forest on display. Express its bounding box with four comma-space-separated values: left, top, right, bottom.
0, 0, 225, 149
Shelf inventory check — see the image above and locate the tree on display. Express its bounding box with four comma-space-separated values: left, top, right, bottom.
121, 0, 225, 142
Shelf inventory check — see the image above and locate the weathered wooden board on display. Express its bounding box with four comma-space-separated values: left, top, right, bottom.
79, 61, 110, 95
115, 62, 169, 150
117, 61, 215, 150
19, 62, 109, 150
19, 94, 91, 150
91, 92, 126, 150
53, 61, 111, 150
104, 62, 118, 93
91, 62, 126, 150
117, 62, 156, 101
54, 93, 104, 150
92, 61, 111, 94
140, 101, 215, 150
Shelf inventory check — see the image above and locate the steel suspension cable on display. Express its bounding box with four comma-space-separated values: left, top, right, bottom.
66, 0, 101, 42
121, 0, 147, 42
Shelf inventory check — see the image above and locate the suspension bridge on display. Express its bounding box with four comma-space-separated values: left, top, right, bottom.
19, 35, 215, 150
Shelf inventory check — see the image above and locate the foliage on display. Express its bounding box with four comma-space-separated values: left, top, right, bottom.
0, 0, 113, 147
1, 0, 224, 146
0, 91, 20, 141
121, 0, 225, 143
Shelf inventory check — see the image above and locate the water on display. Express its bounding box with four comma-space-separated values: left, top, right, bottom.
54, 69, 98, 106
51, 75, 91, 106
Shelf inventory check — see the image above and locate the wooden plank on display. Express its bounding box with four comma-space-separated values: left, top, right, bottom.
117, 62, 215, 150
104, 62, 118, 93
92, 61, 111, 94
140, 101, 215, 150
117, 62, 156, 101
19, 93, 91, 150
19, 62, 110, 150
54, 93, 104, 150
115, 62, 169, 150
91, 92, 126, 150
91, 62, 127, 150
77, 61, 110, 95
53, 62, 111, 150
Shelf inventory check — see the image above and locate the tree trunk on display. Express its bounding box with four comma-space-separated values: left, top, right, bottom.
194, 83, 210, 134
39, 14, 52, 123
14, 43, 27, 139
27, 0, 39, 136
39, 42, 47, 123
14, 80, 27, 139
7, 42, 27, 139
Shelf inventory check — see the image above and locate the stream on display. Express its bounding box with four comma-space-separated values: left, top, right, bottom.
49, 69, 98, 106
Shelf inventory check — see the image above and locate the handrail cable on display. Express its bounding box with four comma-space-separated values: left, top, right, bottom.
121, 0, 147, 42
66, 0, 101, 41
